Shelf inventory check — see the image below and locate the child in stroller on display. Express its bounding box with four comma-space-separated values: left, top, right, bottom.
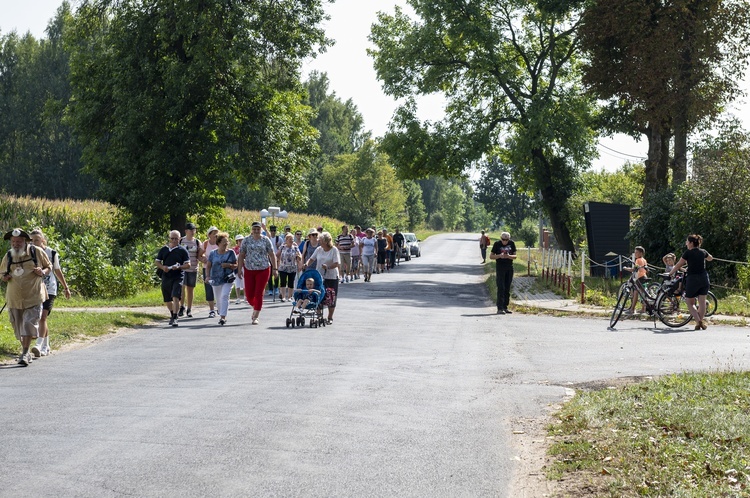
295, 278, 321, 310
286, 268, 327, 328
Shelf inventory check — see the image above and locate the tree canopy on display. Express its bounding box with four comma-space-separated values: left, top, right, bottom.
0, 2, 96, 200
319, 139, 406, 229
580, 0, 750, 192
66, 0, 329, 232
474, 157, 535, 231
369, 0, 598, 252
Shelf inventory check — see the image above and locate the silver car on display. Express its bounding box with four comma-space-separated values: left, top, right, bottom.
402, 232, 421, 258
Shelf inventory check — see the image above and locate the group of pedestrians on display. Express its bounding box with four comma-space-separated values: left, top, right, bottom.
2, 227, 71, 366
154, 222, 412, 328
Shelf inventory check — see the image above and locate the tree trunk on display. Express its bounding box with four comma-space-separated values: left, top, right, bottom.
658, 131, 670, 188
643, 124, 663, 195
170, 213, 187, 233
672, 109, 688, 185
531, 148, 576, 255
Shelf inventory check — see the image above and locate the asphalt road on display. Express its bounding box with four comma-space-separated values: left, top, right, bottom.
2, 233, 749, 497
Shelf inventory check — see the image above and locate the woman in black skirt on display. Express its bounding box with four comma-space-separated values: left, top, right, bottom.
669, 234, 713, 329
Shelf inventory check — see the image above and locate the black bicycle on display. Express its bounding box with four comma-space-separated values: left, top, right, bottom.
645, 271, 718, 318
610, 265, 694, 329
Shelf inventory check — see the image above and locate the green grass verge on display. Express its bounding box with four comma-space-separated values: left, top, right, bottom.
0, 310, 161, 358
548, 372, 750, 497
54, 282, 244, 308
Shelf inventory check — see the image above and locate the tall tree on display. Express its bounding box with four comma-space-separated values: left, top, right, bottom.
370, 0, 597, 253
0, 4, 95, 201
474, 157, 535, 231
66, 0, 328, 231
319, 140, 406, 228
580, 0, 750, 192
402, 179, 426, 230
303, 71, 369, 215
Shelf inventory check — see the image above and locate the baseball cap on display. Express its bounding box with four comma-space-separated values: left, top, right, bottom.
185, 222, 197, 230
308, 228, 318, 236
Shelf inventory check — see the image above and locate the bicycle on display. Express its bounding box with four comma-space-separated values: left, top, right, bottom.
609, 263, 694, 329
649, 271, 718, 317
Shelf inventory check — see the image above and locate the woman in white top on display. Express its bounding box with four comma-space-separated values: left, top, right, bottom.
305, 231, 340, 324
360, 228, 377, 282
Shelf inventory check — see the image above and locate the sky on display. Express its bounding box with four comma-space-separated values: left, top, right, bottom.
3, 0, 749, 172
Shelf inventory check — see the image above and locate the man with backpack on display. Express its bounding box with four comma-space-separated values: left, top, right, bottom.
178, 222, 203, 318
479, 230, 491, 263
29, 228, 71, 358
1, 228, 53, 366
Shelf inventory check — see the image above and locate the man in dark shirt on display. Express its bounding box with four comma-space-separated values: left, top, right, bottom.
490, 231, 517, 314
155, 230, 191, 326
392, 228, 405, 265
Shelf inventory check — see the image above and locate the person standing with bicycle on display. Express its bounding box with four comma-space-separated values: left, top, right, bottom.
623, 246, 647, 316
669, 234, 713, 330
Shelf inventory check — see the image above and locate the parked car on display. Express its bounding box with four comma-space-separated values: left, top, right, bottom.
402, 232, 421, 258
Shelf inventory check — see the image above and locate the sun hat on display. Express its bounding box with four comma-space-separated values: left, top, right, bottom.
235, 234, 244, 241
3, 228, 30, 240
308, 228, 318, 236
207, 226, 219, 235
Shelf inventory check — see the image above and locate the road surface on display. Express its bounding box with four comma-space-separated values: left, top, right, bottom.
2, 233, 749, 497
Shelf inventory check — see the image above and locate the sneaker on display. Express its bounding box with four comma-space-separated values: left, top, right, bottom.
186, 309, 193, 318
497, 309, 505, 315
235, 299, 241, 305
218, 318, 226, 325
168, 317, 175, 326
504, 309, 513, 314
18, 354, 28, 365
172, 318, 179, 327
31, 345, 42, 358
40, 347, 50, 357
178, 306, 185, 317
252, 318, 259, 325
209, 310, 216, 318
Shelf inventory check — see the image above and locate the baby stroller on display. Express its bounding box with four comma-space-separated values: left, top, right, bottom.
286, 268, 327, 328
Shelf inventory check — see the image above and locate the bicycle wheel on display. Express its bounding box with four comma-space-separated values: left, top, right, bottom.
705, 291, 718, 317
610, 286, 632, 328
645, 281, 661, 299
656, 292, 692, 328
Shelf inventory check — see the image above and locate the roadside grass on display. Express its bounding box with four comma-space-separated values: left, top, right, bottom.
0, 311, 161, 358
55, 283, 215, 308
547, 371, 750, 497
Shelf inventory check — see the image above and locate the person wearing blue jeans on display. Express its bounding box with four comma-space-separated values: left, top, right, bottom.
490, 231, 517, 315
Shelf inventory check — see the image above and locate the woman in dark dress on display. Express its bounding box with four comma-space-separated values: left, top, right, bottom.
668, 234, 713, 330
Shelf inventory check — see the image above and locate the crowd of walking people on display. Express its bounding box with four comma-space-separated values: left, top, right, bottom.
154, 222, 410, 328
0, 220, 410, 366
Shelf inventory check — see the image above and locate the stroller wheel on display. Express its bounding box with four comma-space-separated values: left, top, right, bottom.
299, 317, 305, 327
286, 318, 291, 328
290, 318, 295, 328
